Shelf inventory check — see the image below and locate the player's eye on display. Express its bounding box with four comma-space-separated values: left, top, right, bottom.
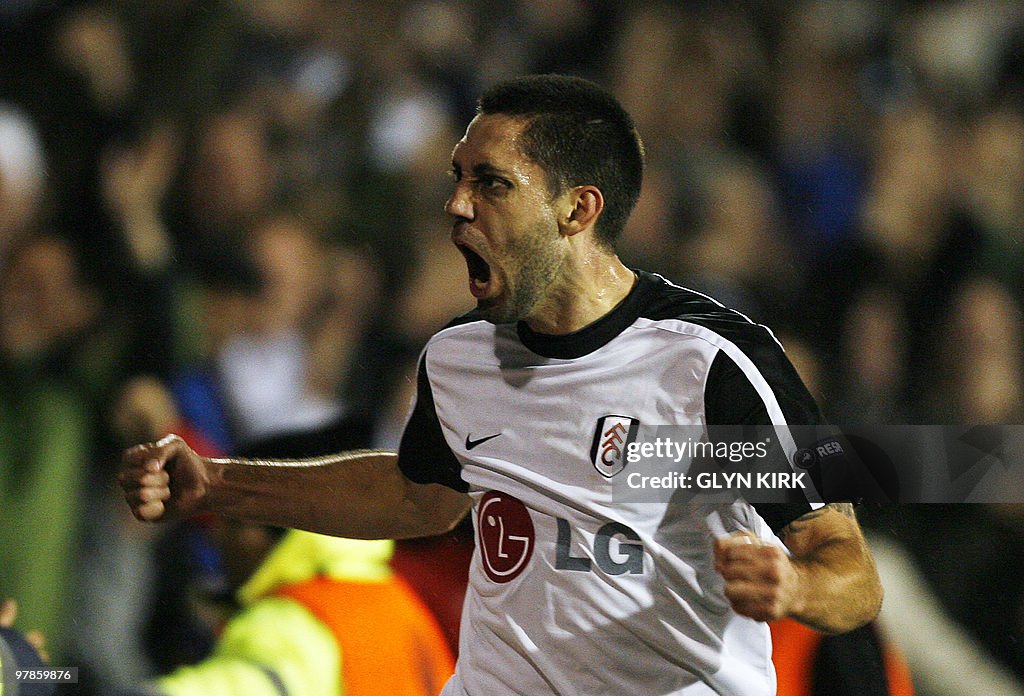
476, 176, 510, 193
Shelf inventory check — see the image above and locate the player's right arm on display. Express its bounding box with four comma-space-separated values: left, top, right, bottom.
119, 434, 471, 540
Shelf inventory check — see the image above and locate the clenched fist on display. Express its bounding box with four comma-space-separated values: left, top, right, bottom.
714, 531, 804, 623
119, 434, 211, 522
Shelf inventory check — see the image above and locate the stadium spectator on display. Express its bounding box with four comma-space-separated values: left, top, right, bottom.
0, 235, 98, 662
128, 524, 453, 696
0, 598, 55, 696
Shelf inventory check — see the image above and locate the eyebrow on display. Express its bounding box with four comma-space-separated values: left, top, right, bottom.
450, 160, 512, 179
474, 163, 511, 178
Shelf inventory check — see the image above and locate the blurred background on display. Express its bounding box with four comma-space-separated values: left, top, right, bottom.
0, 0, 1022, 694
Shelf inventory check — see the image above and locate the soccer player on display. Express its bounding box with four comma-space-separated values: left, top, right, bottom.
121, 75, 882, 695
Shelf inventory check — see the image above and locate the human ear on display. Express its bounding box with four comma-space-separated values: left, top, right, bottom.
562, 185, 604, 236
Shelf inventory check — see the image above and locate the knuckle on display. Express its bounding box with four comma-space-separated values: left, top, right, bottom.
156, 433, 182, 447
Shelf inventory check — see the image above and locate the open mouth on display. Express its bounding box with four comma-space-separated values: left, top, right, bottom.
456, 242, 492, 297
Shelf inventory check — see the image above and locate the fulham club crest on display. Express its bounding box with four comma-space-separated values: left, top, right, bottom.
590, 415, 640, 478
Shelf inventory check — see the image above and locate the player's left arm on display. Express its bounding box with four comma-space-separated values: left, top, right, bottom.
714, 503, 883, 635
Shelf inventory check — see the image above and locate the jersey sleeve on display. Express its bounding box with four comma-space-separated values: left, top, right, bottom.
397, 353, 468, 492
703, 337, 824, 535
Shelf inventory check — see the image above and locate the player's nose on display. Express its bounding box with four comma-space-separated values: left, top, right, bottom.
444, 183, 474, 221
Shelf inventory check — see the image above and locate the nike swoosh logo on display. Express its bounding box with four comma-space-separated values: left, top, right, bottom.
465, 432, 502, 450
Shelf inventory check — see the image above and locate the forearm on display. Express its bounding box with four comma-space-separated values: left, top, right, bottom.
783, 505, 883, 634
202, 450, 467, 540
789, 533, 883, 634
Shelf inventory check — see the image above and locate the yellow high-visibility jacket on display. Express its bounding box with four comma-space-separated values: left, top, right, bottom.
155, 531, 453, 696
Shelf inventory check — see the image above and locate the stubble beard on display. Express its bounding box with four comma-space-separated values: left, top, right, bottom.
479, 230, 565, 325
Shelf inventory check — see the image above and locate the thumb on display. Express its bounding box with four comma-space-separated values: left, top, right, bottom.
714, 531, 762, 559
123, 433, 186, 471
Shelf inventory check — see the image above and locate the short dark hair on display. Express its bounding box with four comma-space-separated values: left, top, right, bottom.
477, 74, 645, 249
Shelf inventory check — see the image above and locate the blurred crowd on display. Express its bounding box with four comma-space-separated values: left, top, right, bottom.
1, 0, 1023, 694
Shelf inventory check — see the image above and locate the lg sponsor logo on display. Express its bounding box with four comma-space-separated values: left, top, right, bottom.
478, 491, 535, 583
555, 519, 643, 575
477, 490, 644, 584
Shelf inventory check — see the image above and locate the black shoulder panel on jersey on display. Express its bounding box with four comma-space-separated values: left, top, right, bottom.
636, 271, 823, 426
704, 350, 823, 428
705, 351, 816, 532
639, 277, 807, 420
633, 273, 828, 533
397, 354, 469, 493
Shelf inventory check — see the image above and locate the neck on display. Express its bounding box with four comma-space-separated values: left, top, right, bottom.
523, 251, 636, 335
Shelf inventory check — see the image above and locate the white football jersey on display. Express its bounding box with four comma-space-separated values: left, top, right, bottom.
399, 271, 824, 696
